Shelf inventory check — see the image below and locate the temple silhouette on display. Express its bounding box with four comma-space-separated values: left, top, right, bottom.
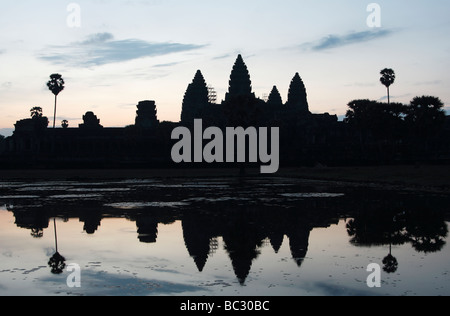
1, 54, 449, 168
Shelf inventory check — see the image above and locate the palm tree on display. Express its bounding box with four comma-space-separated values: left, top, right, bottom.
47, 74, 65, 128
30, 106, 43, 119
48, 218, 66, 274
382, 245, 398, 274
380, 68, 395, 104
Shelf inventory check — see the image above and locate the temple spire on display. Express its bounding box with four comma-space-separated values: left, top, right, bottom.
181, 70, 210, 123
225, 55, 254, 102
267, 86, 283, 106
286, 73, 309, 113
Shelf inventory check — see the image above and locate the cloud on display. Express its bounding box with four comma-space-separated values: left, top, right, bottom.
344, 82, 377, 88
153, 62, 182, 68
306, 281, 377, 296
38, 33, 206, 67
413, 80, 442, 86
80, 33, 114, 45
212, 53, 232, 60
378, 93, 412, 102
300, 29, 394, 51
40, 269, 205, 296
1, 82, 12, 89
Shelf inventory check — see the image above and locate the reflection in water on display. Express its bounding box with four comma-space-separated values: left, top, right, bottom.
0, 177, 449, 295
346, 201, 448, 275
48, 218, 66, 274
48, 251, 66, 275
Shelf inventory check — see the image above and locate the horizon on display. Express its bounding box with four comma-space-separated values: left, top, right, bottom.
1, 1, 450, 136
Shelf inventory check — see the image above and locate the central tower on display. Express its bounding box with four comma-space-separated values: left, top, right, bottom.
224, 54, 255, 102
286, 73, 309, 113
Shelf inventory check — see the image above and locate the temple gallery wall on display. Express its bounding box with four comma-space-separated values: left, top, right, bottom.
1, 55, 449, 168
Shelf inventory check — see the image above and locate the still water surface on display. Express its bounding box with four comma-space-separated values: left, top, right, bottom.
0, 177, 449, 296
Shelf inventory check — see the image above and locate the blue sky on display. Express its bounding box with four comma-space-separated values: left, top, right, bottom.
1, 0, 449, 135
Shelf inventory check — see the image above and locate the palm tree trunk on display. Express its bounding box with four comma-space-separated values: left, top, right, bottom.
387, 87, 390, 105
53, 218, 58, 252
53, 95, 57, 128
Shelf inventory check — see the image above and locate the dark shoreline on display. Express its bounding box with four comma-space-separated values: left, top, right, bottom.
1, 165, 449, 194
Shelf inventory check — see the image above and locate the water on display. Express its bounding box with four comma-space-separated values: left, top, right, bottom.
0, 177, 449, 296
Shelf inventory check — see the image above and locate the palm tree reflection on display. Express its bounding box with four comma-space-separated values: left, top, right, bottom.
48, 218, 66, 274
382, 244, 398, 274
347, 207, 448, 273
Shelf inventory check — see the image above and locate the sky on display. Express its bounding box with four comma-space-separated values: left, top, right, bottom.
1, 0, 450, 136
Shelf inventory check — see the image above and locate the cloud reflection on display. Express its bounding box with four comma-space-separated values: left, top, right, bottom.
40, 269, 205, 296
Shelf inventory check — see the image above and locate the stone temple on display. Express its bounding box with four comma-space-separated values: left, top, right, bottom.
0, 55, 356, 168
180, 54, 337, 129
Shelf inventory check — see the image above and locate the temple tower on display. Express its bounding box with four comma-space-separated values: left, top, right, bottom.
225, 54, 255, 102
267, 86, 283, 106
79, 112, 103, 129
135, 100, 159, 128
286, 73, 309, 113
181, 70, 210, 123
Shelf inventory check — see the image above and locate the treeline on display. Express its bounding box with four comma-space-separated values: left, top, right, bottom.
343, 95, 449, 163
345, 96, 446, 140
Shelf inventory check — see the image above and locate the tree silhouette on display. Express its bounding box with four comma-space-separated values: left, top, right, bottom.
405, 96, 446, 138
61, 120, 69, 129
345, 100, 406, 141
380, 68, 395, 104
28, 106, 49, 132
47, 74, 65, 128
31, 228, 44, 239
30, 107, 43, 119
405, 209, 448, 253
48, 252, 66, 274
382, 250, 398, 274
48, 218, 66, 274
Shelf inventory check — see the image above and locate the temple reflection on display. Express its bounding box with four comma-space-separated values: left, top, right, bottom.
4, 186, 449, 284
